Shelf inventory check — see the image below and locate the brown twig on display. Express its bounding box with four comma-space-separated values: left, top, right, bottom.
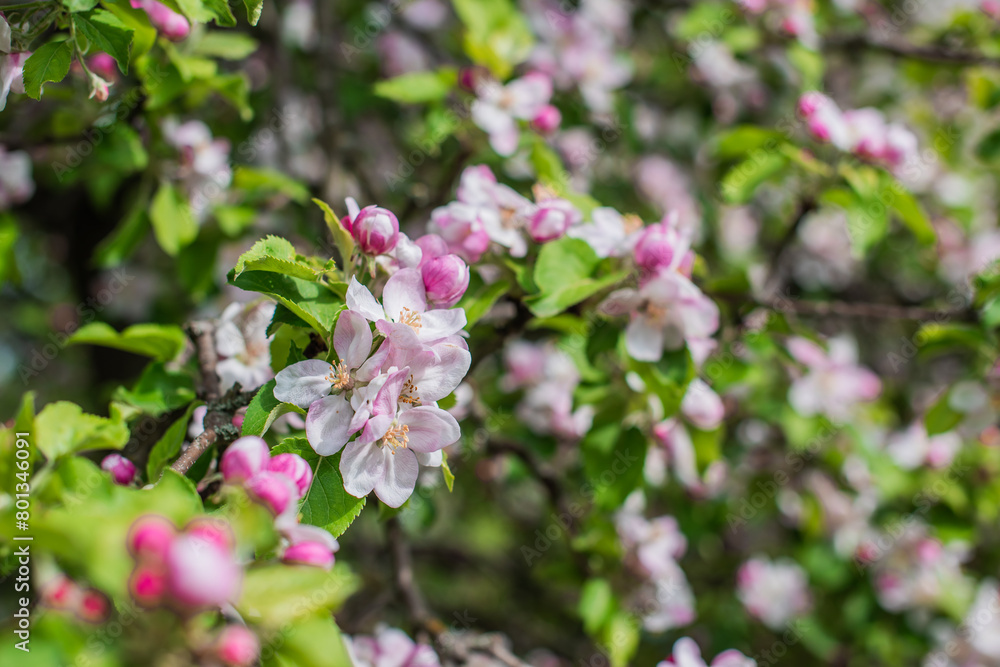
761, 296, 975, 321
187, 321, 221, 401
825, 34, 1000, 68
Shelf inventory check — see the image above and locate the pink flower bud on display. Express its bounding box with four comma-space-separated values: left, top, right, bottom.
132, 0, 190, 41
216, 625, 260, 667
127, 515, 176, 561
531, 104, 562, 134
101, 453, 137, 485
633, 222, 677, 273
184, 518, 235, 554
351, 205, 399, 255
528, 199, 580, 243
266, 453, 313, 496
231, 409, 246, 432
986, 0, 1000, 20
88, 53, 118, 80
221, 436, 270, 484
421, 254, 470, 308
244, 471, 298, 516
129, 564, 168, 607
797, 91, 827, 119
165, 533, 241, 609
283, 541, 337, 569
458, 66, 486, 92
42, 575, 78, 610
89, 76, 110, 102
77, 589, 111, 623
415, 233, 450, 265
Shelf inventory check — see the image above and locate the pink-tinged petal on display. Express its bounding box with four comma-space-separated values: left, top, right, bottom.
383, 268, 428, 322
274, 359, 334, 408
357, 413, 393, 445
416, 450, 443, 467
374, 447, 419, 507
507, 72, 553, 119
220, 436, 270, 483
345, 196, 361, 223
398, 406, 461, 453
787, 337, 827, 367
418, 308, 467, 341
670, 638, 708, 667
711, 650, 755, 667
377, 320, 424, 352
788, 376, 823, 417
373, 367, 410, 417
282, 523, 340, 551
265, 453, 313, 496
340, 440, 386, 498
681, 379, 725, 430
599, 288, 642, 317
413, 341, 471, 403
853, 368, 882, 400
490, 124, 520, 157
334, 309, 373, 370
346, 277, 385, 322
355, 339, 391, 383
625, 317, 665, 362
305, 395, 354, 456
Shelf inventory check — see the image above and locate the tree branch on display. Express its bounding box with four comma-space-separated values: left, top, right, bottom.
825, 34, 1000, 67
187, 321, 221, 401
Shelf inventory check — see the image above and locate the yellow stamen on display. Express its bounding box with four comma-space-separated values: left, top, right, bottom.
383, 424, 410, 453
399, 307, 422, 330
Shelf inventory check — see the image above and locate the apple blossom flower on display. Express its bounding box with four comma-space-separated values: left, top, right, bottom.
885, 422, 962, 470
0, 51, 27, 113
162, 118, 232, 221
0, 16, 9, 54
273, 309, 388, 408
634, 214, 687, 275
737, 557, 812, 629
656, 637, 756, 667
347, 626, 441, 667
309, 366, 461, 507
215, 625, 260, 667
527, 197, 581, 243
680, 379, 725, 430
985, 0, 1000, 19
245, 471, 300, 517
501, 340, 593, 439
266, 452, 313, 495
600, 271, 719, 364
347, 270, 467, 348
793, 208, 856, 290
341, 197, 400, 256
471, 72, 553, 156
634, 157, 702, 233
786, 336, 881, 421
568, 206, 640, 258
131, 0, 190, 41
76, 588, 111, 624
428, 202, 494, 262
215, 301, 275, 392
0, 146, 33, 210
421, 254, 470, 308
651, 419, 727, 497
377, 31, 433, 77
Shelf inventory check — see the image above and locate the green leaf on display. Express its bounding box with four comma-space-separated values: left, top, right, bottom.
603, 611, 640, 667
233, 167, 309, 203
237, 564, 358, 628
35, 402, 129, 460
926, 393, 964, 436
713, 126, 785, 160
460, 278, 510, 327
22, 40, 74, 100
977, 127, 1000, 162
192, 31, 259, 59
314, 198, 356, 268
451, 0, 534, 79
147, 402, 200, 480
441, 451, 455, 492
265, 617, 354, 667
232, 235, 324, 281
63, 0, 100, 11
242, 379, 303, 437
242, 0, 264, 25
880, 173, 935, 244
149, 181, 198, 256
720, 152, 789, 204
524, 237, 626, 317
175, 0, 236, 26
67, 322, 187, 361
113, 361, 196, 415
229, 265, 344, 336
72, 10, 134, 74
300, 451, 367, 538
579, 578, 614, 635
374, 68, 457, 104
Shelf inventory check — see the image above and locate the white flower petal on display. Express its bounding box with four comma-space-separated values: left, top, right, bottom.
274, 360, 335, 408
340, 440, 386, 499
305, 395, 354, 456
374, 447, 418, 508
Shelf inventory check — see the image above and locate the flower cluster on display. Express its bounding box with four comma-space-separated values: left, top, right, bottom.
470, 71, 558, 156
523, 0, 633, 114
656, 637, 756, 667
798, 92, 921, 177
736, 557, 812, 630
785, 336, 881, 421
215, 301, 276, 392
0, 17, 28, 113
346, 626, 441, 667
221, 435, 339, 568
39, 574, 111, 624
501, 340, 594, 440
100, 453, 137, 486
130, 0, 190, 42
275, 268, 468, 507
615, 494, 696, 632
739, 0, 818, 48
127, 516, 241, 611
161, 118, 233, 221
600, 214, 719, 365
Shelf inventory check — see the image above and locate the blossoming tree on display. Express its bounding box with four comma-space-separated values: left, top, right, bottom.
3, 0, 1000, 666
